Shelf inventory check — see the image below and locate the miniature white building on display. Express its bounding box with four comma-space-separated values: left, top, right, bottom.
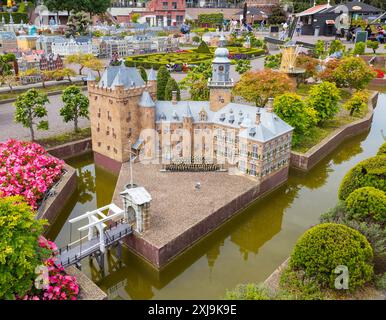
52, 37, 94, 56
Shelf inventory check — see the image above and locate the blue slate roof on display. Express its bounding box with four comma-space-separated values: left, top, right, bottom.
98, 65, 145, 89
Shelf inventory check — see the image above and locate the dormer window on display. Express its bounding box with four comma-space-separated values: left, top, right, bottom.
172, 111, 179, 121
199, 110, 207, 121
229, 114, 235, 124
249, 128, 256, 137
219, 113, 225, 122
160, 113, 167, 121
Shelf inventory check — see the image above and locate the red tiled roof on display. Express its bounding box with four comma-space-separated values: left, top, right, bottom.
297, 4, 329, 17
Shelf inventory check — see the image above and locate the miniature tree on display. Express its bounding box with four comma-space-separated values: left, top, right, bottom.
314, 40, 326, 58
65, 11, 91, 37
131, 13, 141, 23
14, 89, 49, 141
264, 53, 282, 69
65, 53, 94, 75
235, 59, 251, 75
0, 73, 18, 92
328, 39, 345, 55
138, 66, 147, 83
353, 42, 365, 55
180, 62, 212, 101
164, 78, 181, 101
366, 40, 379, 54
54, 68, 77, 83
0, 196, 48, 299
295, 54, 318, 82
332, 57, 376, 90
84, 58, 104, 78
273, 93, 318, 145
306, 81, 341, 123
156, 66, 171, 100
233, 69, 295, 107
60, 85, 89, 132
343, 90, 369, 116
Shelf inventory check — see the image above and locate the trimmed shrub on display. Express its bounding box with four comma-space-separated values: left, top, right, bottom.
196, 41, 211, 54
289, 223, 374, 290
225, 283, 270, 300
138, 66, 147, 83
164, 78, 180, 101
345, 187, 386, 222
338, 155, 386, 200
353, 42, 365, 55
377, 142, 386, 156
156, 66, 170, 100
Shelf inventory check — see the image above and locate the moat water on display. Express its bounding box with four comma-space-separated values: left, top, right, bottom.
47, 93, 386, 300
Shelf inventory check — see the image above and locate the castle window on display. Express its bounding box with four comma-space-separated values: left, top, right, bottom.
114, 148, 117, 154
252, 144, 258, 159
98, 142, 101, 147
98, 108, 101, 118
126, 112, 131, 122
250, 163, 256, 176
97, 123, 100, 132
112, 128, 116, 139
94, 96, 97, 101
199, 110, 207, 121
109, 99, 113, 104
106, 126, 110, 135
107, 145, 110, 151
239, 160, 245, 172
107, 111, 112, 121
127, 128, 132, 138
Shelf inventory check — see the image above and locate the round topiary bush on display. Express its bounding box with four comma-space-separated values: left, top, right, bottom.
289, 223, 373, 290
377, 142, 386, 156
338, 155, 386, 200
345, 187, 386, 222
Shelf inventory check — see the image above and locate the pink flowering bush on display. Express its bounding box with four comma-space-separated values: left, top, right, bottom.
19, 236, 79, 300
0, 139, 64, 209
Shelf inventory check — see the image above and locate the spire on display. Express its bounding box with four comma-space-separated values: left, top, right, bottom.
183, 103, 193, 118
138, 91, 155, 108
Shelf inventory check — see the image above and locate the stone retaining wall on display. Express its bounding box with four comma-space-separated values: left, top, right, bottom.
124, 166, 289, 269
290, 92, 379, 171
47, 137, 92, 160
38, 164, 77, 226
65, 266, 107, 300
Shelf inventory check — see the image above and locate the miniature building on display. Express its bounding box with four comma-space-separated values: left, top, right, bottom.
52, 37, 94, 56
88, 43, 293, 182
17, 35, 38, 51
0, 31, 17, 53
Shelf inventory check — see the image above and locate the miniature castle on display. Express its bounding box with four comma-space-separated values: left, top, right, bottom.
87, 42, 293, 182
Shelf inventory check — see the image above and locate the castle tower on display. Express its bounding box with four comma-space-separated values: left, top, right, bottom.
182, 104, 193, 159
87, 65, 149, 172
208, 36, 234, 112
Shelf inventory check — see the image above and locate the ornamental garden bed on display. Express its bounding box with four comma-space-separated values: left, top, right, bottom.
124, 47, 265, 70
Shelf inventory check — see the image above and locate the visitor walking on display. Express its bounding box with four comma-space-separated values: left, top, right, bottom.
295, 21, 303, 36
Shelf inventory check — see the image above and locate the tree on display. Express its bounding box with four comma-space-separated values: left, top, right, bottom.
317, 59, 339, 82
332, 57, 376, 90
66, 11, 91, 37
264, 53, 282, 69
131, 13, 140, 23
138, 66, 147, 83
343, 90, 369, 116
164, 78, 181, 101
0, 196, 48, 299
179, 62, 212, 101
235, 59, 251, 75
14, 89, 49, 141
314, 40, 326, 58
328, 39, 345, 55
84, 58, 104, 78
273, 93, 318, 145
60, 85, 89, 132
353, 42, 366, 55
65, 53, 94, 75
306, 82, 341, 123
295, 54, 318, 82
80, 0, 111, 18
233, 69, 295, 107
41, 69, 56, 88
268, 5, 286, 25
366, 40, 379, 54
54, 68, 77, 83
156, 66, 171, 100
0, 73, 18, 92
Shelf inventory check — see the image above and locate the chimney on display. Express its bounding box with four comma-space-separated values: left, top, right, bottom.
266, 97, 274, 113
256, 111, 261, 125
172, 91, 177, 105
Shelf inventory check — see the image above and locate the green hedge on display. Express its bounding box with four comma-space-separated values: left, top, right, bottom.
0, 12, 28, 24
198, 13, 223, 26
377, 142, 386, 156
290, 223, 374, 290
338, 155, 386, 200
345, 187, 386, 222
125, 47, 264, 70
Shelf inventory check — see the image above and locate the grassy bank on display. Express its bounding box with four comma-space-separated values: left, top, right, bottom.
37, 127, 91, 149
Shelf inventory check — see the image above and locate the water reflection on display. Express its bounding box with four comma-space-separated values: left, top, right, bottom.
50, 94, 386, 299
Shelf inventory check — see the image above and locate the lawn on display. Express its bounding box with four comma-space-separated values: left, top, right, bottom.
292, 109, 367, 153
0, 83, 85, 101
125, 47, 265, 70
37, 127, 91, 148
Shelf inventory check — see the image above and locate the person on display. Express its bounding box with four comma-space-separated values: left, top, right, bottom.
260, 20, 265, 32
376, 25, 385, 43
295, 20, 302, 36
365, 24, 372, 39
